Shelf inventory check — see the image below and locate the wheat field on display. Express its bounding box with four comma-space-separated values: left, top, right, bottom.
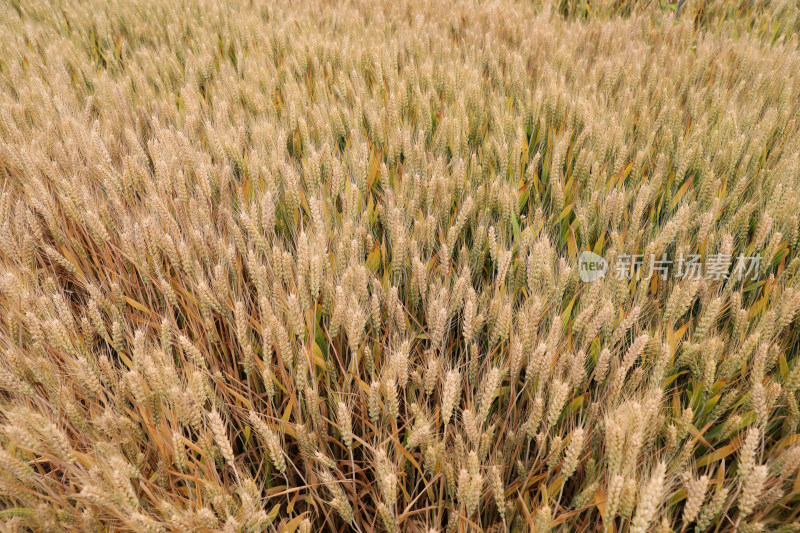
1, 0, 800, 531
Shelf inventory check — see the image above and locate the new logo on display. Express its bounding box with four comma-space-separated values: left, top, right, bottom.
579, 251, 608, 282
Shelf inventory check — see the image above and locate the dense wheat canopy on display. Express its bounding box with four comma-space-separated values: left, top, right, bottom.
2, 0, 800, 531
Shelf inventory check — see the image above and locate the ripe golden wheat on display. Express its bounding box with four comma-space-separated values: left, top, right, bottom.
1, 0, 800, 531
